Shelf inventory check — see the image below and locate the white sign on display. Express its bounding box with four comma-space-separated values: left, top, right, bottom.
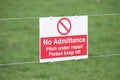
39, 16, 88, 63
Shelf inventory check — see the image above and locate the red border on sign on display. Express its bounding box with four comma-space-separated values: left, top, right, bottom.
57, 18, 72, 35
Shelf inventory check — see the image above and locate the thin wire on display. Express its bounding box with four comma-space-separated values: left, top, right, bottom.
89, 54, 120, 58
0, 54, 120, 66
0, 13, 120, 21
0, 61, 39, 66
88, 13, 120, 16
0, 17, 38, 20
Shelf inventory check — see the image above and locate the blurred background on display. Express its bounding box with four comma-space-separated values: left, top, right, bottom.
0, 0, 120, 80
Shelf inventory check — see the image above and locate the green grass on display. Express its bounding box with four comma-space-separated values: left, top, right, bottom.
0, 0, 120, 80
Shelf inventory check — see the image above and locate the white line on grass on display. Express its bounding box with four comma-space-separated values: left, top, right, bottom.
0, 61, 39, 66
0, 54, 120, 66
89, 54, 120, 58
0, 13, 120, 20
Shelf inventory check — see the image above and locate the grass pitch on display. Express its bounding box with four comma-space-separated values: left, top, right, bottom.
0, 0, 120, 80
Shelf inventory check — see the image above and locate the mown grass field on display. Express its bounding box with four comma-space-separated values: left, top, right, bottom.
0, 0, 120, 80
